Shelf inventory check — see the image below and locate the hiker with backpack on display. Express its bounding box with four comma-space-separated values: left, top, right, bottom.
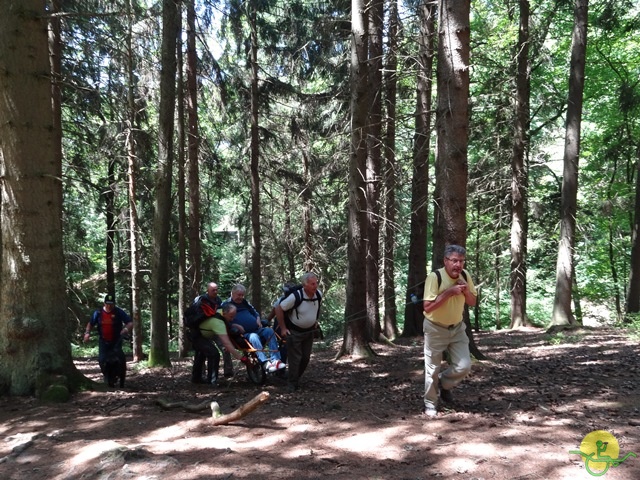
222, 284, 286, 373
83, 294, 132, 386
274, 272, 322, 393
192, 302, 250, 386
189, 282, 234, 382
421, 245, 477, 417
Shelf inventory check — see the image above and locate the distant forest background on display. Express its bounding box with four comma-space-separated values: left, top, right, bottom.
3, 0, 640, 382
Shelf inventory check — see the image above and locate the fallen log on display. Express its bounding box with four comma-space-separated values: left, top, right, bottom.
210, 391, 270, 425
155, 391, 270, 425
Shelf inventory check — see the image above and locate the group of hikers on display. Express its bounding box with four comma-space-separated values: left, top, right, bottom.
84, 272, 323, 394
84, 244, 478, 416
186, 272, 322, 393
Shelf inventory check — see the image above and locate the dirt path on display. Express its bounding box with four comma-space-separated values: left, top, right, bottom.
1, 327, 639, 479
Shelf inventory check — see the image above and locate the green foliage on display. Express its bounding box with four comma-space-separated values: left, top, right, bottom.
53, 0, 640, 357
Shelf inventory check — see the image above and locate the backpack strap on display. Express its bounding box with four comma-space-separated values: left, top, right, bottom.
434, 269, 468, 290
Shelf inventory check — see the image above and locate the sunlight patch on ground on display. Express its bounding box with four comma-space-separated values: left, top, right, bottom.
329, 427, 410, 459
137, 421, 201, 444
456, 440, 498, 458
70, 439, 123, 466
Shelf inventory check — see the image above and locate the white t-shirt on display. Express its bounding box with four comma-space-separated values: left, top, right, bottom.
279, 289, 322, 329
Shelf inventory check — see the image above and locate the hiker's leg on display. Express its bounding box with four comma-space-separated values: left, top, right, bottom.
214, 336, 234, 376
259, 327, 281, 361
202, 341, 220, 384
423, 321, 448, 409
297, 331, 314, 378
245, 333, 267, 363
286, 333, 304, 388
439, 322, 471, 391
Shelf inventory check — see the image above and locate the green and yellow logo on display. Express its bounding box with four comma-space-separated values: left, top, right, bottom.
569, 430, 637, 477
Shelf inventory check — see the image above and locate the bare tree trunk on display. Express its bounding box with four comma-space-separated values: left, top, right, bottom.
510, 0, 531, 329
340, 0, 373, 358
186, 0, 202, 300
433, 0, 484, 359
283, 188, 296, 279
433, 0, 471, 255
106, 157, 116, 297
403, 0, 435, 337
248, 0, 262, 310
302, 150, 314, 272
149, 0, 179, 366
382, 0, 399, 340
626, 146, 640, 317
0, 0, 84, 395
126, 0, 144, 361
551, 0, 588, 327
177, 3, 188, 357
366, 0, 383, 341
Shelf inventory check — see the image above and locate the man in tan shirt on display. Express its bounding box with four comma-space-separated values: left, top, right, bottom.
422, 245, 477, 417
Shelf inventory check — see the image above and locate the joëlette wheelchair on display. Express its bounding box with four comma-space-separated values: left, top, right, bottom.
228, 328, 286, 385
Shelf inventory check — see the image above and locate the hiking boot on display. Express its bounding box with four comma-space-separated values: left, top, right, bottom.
439, 379, 454, 403
422, 404, 437, 417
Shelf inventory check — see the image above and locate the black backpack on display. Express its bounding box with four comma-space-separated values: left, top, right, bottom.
183, 297, 216, 330
281, 284, 322, 322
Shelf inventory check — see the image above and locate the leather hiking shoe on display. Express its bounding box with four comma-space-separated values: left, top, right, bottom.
439, 380, 454, 403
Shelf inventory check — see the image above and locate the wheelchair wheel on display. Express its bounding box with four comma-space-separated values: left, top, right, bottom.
245, 354, 266, 385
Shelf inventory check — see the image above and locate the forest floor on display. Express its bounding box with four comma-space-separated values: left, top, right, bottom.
1, 326, 639, 480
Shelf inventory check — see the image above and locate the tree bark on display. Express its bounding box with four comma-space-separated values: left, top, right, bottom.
403, 0, 435, 337
366, 0, 383, 341
551, 0, 588, 327
509, 0, 531, 329
626, 146, 640, 316
340, 0, 374, 358
125, 0, 144, 361
0, 0, 84, 395
186, 0, 202, 301
177, 3, 188, 357
149, 0, 179, 366
382, 0, 399, 340
248, 0, 262, 310
433, 0, 471, 257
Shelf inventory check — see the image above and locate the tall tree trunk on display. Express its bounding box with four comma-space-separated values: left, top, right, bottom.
283, 187, 296, 279
248, 0, 262, 310
626, 146, 640, 316
126, 0, 144, 361
340, 0, 373, 358
509, 0, 531, 329
0, 0, 83, 395
366, 0, 383, 341
106, 157, 116, 297
432, 0, 471, 258
382, 0, 399, 340
149, 0, 179, 366
177, 2, 188, 357
403, 0, 435, 337
186, 0, 202, 300
551, 0, 588, 327
302, 149, 314, 272
433, 0, 484, 360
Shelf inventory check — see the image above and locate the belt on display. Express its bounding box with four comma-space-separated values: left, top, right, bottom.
430, 320, 460, 330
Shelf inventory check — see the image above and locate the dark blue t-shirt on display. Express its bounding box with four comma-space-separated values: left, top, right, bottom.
222, 299, 260, 333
